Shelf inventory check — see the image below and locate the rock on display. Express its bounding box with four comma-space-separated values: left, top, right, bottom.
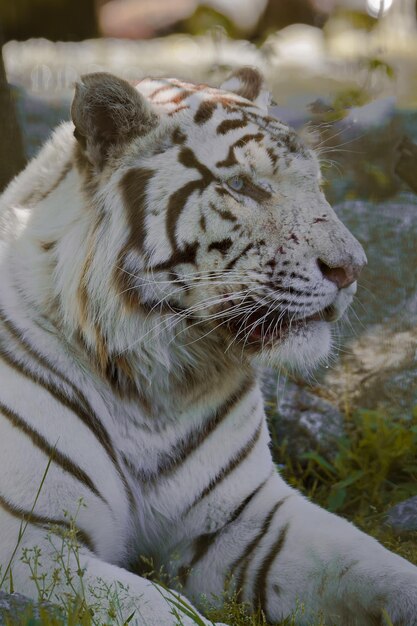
0, 591, 59, 625
263, 372, 344, 460
319, 194, 417, 419
0, 592, 30, 624
335, 196, 417, 327
322, 324, 417, 418
385, 496, 417, 533
394, 135, 417, 193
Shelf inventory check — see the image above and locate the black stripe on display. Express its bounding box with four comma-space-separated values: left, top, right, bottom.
0, 337, 135, 510
214, 186, 231, 198
216, 133, 264, 169
172, 127, 187, 144
254, 523, 289, 617
120, 168, 154, 255
207, 238, 233, 255
194, 100, 217, 125
217, 119, 247, 135
0, 342, 112, 457
0, 402, 106, 505
209, 202, 237, 223
238, 178, 272, 203
266, 147, 278, 169
265, 282, 311, 297
179, 473, 272, 586
166, 180, 205, 253
0, 492, 94, 552
164, 147, 215, 254
151, 241, 199, 273
0, 307, 85, 396
178, 146, 215, 176
185, 417, 263, 513
199, 214, 206, 232
225, 243, 254, 271
114, 261, 189, 316
143, 376, 255, 484
229, 497, 289, 601
22, 160, 72, 206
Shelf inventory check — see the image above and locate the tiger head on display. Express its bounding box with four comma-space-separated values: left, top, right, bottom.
70, 68, 366, 377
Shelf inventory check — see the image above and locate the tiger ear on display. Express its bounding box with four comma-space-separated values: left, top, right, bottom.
220, 67, 272, 111
71, 72, 158, 168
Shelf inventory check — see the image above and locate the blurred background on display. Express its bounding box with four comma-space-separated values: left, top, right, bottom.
1, 0, 417, 528
3, 0, 417, 200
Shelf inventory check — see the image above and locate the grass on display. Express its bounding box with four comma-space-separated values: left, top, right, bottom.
1, 404, 416, 626
272, 405, 417, 567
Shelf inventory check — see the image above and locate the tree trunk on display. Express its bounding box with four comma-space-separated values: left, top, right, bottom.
0, 46, 26, 193
1, 0, 98, 42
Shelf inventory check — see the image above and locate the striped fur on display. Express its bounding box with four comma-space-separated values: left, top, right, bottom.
0, 69, 416, 626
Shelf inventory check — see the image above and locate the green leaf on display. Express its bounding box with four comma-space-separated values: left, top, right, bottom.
328, 487, 346, 512
381, 607, 395, 626
301, 452, 336, 474
163, 592, 209, 626
333, 470, 365, 490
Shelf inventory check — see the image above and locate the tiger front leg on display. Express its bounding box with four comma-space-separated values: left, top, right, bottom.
0, 521, 227, 626
179, 472, 417, 626
262, 494, 417, 625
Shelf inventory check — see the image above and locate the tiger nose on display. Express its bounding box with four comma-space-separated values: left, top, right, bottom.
317, 258, 365, 289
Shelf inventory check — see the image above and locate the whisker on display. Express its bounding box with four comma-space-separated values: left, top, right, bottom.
115, 290, 254, 355
173, 298, 258, 349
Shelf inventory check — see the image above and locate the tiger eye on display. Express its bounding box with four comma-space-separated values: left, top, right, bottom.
228, 176, 245, 192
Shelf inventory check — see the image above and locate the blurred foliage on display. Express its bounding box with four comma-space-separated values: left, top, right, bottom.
253, 0, 325, 42
366, 58, 395, 80
321, 87, 370, 122
307, 58, 402, 203
323, 8, 378, 33
316, 58, 395, 122
205, 593, 316, 626
179, 1, 382, 42
179, 0, 326, 41
179, 5, 242, 39
270, 404, 417, 528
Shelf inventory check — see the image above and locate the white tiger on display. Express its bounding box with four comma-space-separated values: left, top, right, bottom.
0, 67, 416, 626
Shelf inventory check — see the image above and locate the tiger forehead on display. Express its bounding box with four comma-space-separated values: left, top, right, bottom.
137, 76, 295, 138
138, 77, 244, 108
135, 77, 310, 174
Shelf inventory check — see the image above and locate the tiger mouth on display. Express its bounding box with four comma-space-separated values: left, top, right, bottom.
222, 302, 339, 346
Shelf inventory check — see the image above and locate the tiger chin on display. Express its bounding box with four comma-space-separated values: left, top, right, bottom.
0, 67, 416, 626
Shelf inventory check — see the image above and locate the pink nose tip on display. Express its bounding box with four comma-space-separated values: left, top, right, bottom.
317, 259, 363, 289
